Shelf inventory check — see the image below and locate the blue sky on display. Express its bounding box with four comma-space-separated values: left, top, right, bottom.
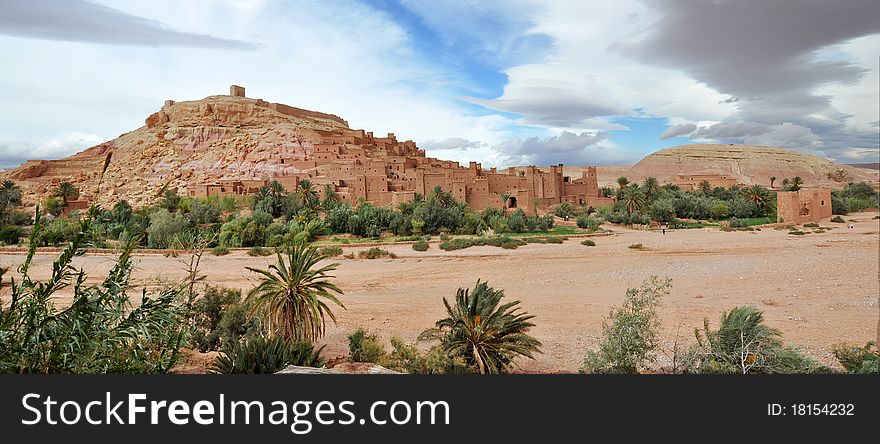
1, 0, 878, 169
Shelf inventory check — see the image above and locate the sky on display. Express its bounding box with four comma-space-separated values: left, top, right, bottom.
1, 0, 878, 169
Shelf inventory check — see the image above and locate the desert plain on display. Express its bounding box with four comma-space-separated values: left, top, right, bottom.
2, 212, 878, 373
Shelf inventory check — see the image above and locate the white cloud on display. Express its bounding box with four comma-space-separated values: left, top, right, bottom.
0, 131, 105, 168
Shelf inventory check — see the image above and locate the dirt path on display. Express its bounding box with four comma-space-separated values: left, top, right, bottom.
2, 213, 878, 372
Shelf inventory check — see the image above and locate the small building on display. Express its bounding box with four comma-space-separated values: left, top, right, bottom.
776, 188, 832, 224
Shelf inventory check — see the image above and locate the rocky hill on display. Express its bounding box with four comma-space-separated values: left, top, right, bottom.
626, 144, 878, 188
2, 88, 352, 207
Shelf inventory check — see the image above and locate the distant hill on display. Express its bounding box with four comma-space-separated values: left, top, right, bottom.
625, 144, 878, 189
847, 163, 879, 171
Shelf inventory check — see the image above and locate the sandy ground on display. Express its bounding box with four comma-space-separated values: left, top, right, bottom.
2, 213, 878, 373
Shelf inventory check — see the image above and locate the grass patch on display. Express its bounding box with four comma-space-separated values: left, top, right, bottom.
358, 247, 397, 259
246, 246, 273, 257
788, 230, 806, 236
211, 246, 229, 256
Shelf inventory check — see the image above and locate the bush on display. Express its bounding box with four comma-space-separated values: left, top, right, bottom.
832, 342, 879, 374
358, 247, 397, 259
0, 213, 188, 373
412, 240, 429, 251
684, 306, 828, 374
546, 237, 564, 244
318, 246, 343, 257
788, 231, 805, 235
628, 243, 644, 249
581, 239, 596, 246
348, 328, 386, 363
146, 209, 187, 249
247, 246, 273, 257
211, 337, 324, 374
439, 236, 527, 251
190, 286, 259, 352
830, 215, 846, 223
802, 222, 819, 228
0, 225, 22, 245
211, 246, 230, 256
380, 338, 469, 374
44, 197, 64, 217
728, 218, 749, 228
576, 215, 601, 231
580, 276, 670, 374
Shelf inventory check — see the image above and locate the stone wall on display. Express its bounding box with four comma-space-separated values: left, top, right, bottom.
776, 188, 833, 224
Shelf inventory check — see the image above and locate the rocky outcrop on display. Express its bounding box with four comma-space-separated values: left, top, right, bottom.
1, 93, 351, 208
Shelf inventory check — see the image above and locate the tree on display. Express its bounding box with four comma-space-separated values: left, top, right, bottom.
581, 276, 670, 374
619, 185, 646, 217
616, 176, 630, 190
789, 176, 803, 191
0, 180, 22, 206
245, 243, 345, 343
698, 180, 712, 194
295, 180, 318, 210
769, 176, 777, 188
745, 185, 771, 211
424, 280, 542, 374
429, 185, 454, 208
53, 181, 79, 202
642, 177, 659, 201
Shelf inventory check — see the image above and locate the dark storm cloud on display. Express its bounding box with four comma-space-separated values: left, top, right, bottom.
0, 0, 260, 50
659, 123, 696, 139
615, 0, 879, 97
615, 0, 880, 159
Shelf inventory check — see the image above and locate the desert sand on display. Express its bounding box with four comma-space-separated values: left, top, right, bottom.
2, 213, 878, 372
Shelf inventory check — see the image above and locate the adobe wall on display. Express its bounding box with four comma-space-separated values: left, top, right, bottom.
776, 188, 832, 224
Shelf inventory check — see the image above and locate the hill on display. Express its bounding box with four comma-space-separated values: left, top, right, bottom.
626, 144, 878, 188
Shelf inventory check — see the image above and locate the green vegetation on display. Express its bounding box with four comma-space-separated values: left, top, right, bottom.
244, 243, 345, 343
189, 286, 258, 352
421, 280, 542, 374
0, 210, 188, 373
830, 215, 846, 223
347, 328, 386, 363
412, 240, 430, 251
628, 243, 644, 249
358, 247, 397, 259
581, 239, 596, 246
831, 182, 880, 215
439, 236, 527, 251
684, 306, 829, 374
211, 337, 324, 374
580, 277, 670, 374
832, 342, 879, 374
317, 246, 343, 257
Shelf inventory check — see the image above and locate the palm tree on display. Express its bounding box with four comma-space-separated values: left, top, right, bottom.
781, 178, 790, 188
500, 192, 510, 210
0, 179, 22, 206
790, 176, 803, 191
54, 181, 79, 202
430, 185, 454, 208
642, 177, 659, 200
769, 176, 777, 188
619, 185, 646, 216
245, 243, 345, 343
745, 184, 770, 209
268, 180, 286, 199
429, 280, 542, 374
698, 180, 712, 193
296, 179, 319, 210
616, 176, 630, 190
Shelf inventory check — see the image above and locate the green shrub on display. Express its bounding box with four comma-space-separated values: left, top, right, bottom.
439, 236, 527, 251
832, 342, 879, 374
318, 246, 343, 257
728, 218, 749, 228
348, 328, 386, 363
581, 239, 596, 246
189, 286, 259, 352
830, 215, 846, 223
380, 337, 469, 374
580, 276, 670, 374
803, 222, 819, 228
628, 243, 644, 249
358, 247, 397, 259
684, 306, 828, 374
211, 246, 229, 256
0, 212, 188, 373
211, 337, 324, 374
439, 232, 451, 241
546, 237, 564, 244
576, 215, 601, 231
146, 209, 187, 249
247, 246, 273, 257
412, 240, 429, 251
0, 225, 22, 245
788, 230, 805, 235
